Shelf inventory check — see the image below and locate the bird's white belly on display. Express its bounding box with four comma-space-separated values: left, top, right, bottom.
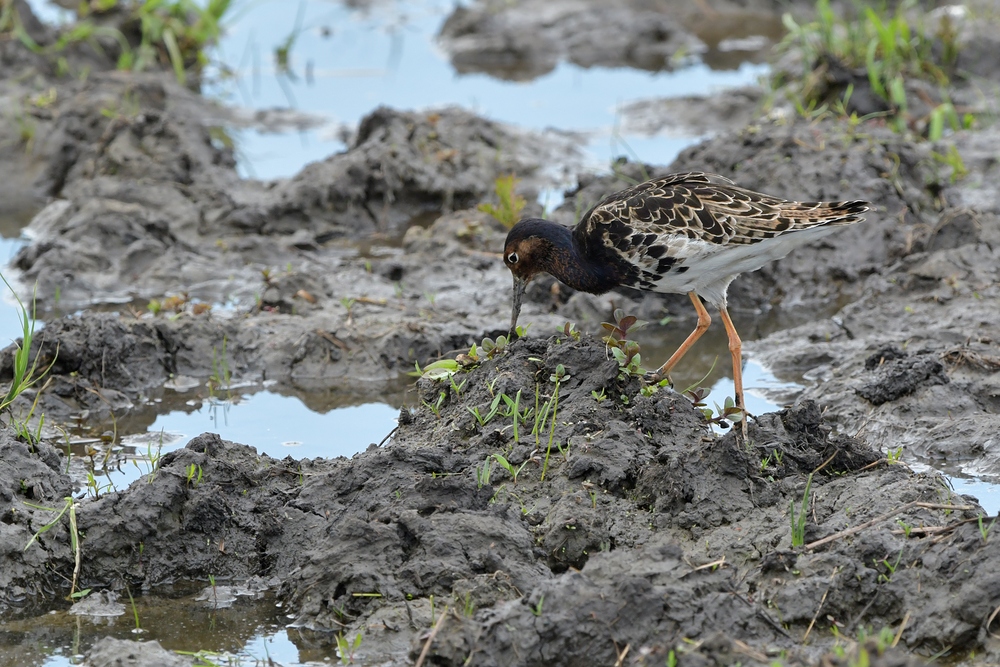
649, 225, 841, 306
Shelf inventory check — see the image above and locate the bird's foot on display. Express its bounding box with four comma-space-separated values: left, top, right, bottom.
643, 371, 673, 388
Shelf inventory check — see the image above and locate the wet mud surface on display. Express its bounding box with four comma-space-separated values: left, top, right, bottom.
3, 338, 998, 665
3, 0, 1000, 665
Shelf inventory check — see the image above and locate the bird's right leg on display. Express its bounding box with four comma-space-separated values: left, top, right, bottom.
648, 292, 711, 381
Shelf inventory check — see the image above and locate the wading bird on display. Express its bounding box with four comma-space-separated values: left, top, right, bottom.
503, 172, 868, 435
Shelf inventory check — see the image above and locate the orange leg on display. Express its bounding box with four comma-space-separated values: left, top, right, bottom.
652, 292, 712, 378
718, 306, 748, 439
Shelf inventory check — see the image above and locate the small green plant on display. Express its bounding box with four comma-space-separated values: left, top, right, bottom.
790, 474, 813, 548
478, 174, 527, 228
462, 591, 475, 618
475, 456, 493, 488
896, 519, 912, 538
501, 389, 526, 443
492, 453, 528, 484
336, 632, 363, 665
930, 144, 968, 183
24, 497, 83, 599
448, 374, 467, 396
978, 514, 997, 542
411, 358, 460, 380
479, 335, 509, 359
531, 593, 545, 616
3, 0, 232, 85
886, 446, 903, 463
422, 391, 446, 419
540, 365, 568, 481
876, 549, 903, 583
208, 336, 231, 394
0, 274, 57, 418
778, 0, 964, 134
207, 573, 218, 607
125, 584, 143, 634
557, 322, 582, 341
133, 435, 164, 483
341, 297, 356, 322
591, 388, 607, 403
683, 387, 745, 429
469, 392, 504, 427
601, 309, 648, 378
185, 463, 203, 487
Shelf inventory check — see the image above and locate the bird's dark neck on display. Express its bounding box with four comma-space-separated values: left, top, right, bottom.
539, 222, 622, 294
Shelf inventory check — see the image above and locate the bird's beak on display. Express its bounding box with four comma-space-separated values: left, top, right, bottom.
509, 275, 526, 340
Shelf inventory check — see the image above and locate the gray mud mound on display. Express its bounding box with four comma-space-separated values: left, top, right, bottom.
5, 64, 578, 312
85, 637, 190, 667
436, 0, 788, 80
3, 336, 1000, 662
747, 125, 1000, 481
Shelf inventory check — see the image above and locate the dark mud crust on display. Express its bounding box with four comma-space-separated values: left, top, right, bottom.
3, 338, 998, 665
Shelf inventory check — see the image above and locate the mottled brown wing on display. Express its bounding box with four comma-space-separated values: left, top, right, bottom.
581, 171, 867, 250
577, 171, 869, 289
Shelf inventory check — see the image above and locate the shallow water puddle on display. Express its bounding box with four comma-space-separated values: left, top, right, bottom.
200, 0, 767, 179
76, 388, 403, 494
0, 589, 299, 667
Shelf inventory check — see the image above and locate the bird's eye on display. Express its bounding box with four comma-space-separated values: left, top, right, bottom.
507, 252, 519, 264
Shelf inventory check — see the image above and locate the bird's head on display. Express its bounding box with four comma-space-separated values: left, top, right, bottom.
503, 218, 554, 282
503, 218, 562, 339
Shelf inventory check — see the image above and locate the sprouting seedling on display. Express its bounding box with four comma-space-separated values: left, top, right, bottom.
492, 453, 528, 484
557, 322, 581, 342
475, 456, 493, 488
468, 392, 504, 427
422, 391, 446, 419
477, 174, 527, 229
601, 308, 647, 346
978, 514, 997, 542
410, 358, 460, 380
591, 388, 606, 403
449, 375, 467, 396
125, 584, 143, 634
0, 274, 58, 416
501, 389, 523, 442
683, 387, 744, 429
336, 632, 363, 665
463, 591, 475, 618
876, 549, 903, 583
790, 474, 813, 548
601, 309, 648, 377
480, 335, 509, 359
341, 297, 356, 323
540, 365, 569, 481
531, 593, 544, 617
185, 463, 203, 487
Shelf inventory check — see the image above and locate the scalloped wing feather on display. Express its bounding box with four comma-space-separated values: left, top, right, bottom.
579, 172, 869, 292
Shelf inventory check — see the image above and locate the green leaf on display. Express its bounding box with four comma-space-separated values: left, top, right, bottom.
162, 27, 186, 85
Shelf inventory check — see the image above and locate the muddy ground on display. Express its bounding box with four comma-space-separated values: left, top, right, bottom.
2, 0, 1000, 665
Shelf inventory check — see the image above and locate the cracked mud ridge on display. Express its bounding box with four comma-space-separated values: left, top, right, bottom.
2, 0, 1000, 665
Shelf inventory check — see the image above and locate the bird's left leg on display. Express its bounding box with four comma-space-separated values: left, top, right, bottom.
718, 306, 748, 439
